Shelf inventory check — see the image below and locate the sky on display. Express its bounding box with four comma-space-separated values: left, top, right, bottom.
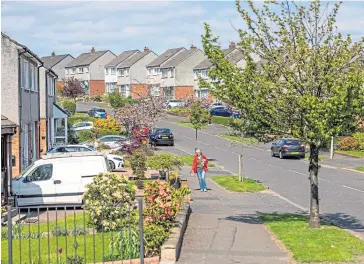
1, 1, 364, 58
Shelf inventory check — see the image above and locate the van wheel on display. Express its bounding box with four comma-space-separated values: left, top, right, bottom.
108, 160, 115, 170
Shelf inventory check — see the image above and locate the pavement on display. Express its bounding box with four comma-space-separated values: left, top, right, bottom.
156, 115, 364, 238
176, 167, 299, 264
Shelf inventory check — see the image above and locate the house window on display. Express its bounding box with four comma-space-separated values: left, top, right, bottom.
118, 69, 122, 76
111, 68, 116, 75
153, 68, 160, 76
170, 68, 174, 78
147, 68, 152, 76
21, 124, 29, 168
65, 69, 69, 75
149, 84, 160, 97
201, 70, 208, 79
161, 69, 168, 79
118, 68, 129, 77
34, 66, 38, 92
24, 60, 29, 90
119, 84, 130, 97
71, 68, 76, 74
78, 67, 84, 73
84, 67, 89, 73
107, 82, 117, 93
30, 64, 35, 91
164, 86, 174, 100
47, 75, 55, 96
125, 68, 129, 77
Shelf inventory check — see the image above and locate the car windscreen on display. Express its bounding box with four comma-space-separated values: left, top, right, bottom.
156, 129, 171, 134
96, 109, 105, 112
285, 140, 302, 145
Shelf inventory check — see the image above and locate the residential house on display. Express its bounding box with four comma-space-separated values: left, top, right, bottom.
104, 50, 139, 94
193, 42, 259, 100
1, 116, 17, 205
41, 52, 74, 90
1, 33, 43, 177
39, 67, 68, 156
117, 47, 158, 98
146, 46, 206, 99
64, 47, 116, 96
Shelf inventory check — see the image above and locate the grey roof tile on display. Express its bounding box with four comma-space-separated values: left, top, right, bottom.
65, 50, 110, 68
160, 49, 197, 68
118, 51, 153, 68
146, 48, 185, 67
193, 49, 234, 70
105, 50, 139, 67
41, 54, 73, 69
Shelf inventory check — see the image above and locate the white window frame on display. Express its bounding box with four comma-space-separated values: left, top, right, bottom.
161, 69, 168, 79
153, 68, 160, 76
78, 67, 84, 73
24, 60, 29, 90
34, 66, 38, 92
201, 70, 208, 79
124, 68, 129, 77
72, 68, 76, 74
170, 68, 174, 78
193, 70, 198, 80
119, 84, 127, 97
111, 68, 116, 75
151, 85, 160, 97
84, 67, 89, 73
65, 68, 69, 75
118, 69, 123, 76
30, 64, 34, 91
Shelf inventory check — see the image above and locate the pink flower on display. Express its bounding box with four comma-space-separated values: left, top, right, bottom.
58, 248, 63, 254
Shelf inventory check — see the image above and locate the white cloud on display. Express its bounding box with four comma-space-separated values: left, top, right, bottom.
1, 16, 36, 31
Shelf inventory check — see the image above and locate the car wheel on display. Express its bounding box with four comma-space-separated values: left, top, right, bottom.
108, 160, 115, 170
279, 151, 284, 159
170, 142, 174, 147
271, 150, 275, 157
300, 155, 305, 159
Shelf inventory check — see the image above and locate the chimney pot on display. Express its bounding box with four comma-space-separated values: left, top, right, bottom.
229, 41, 236, 49
91, 47, 95, 54
190, 44, 197, 50
144, 47, 149, 52
51, 51, 55, 57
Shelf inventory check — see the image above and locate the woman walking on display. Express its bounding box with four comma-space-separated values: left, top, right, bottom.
192, 149, 208, 192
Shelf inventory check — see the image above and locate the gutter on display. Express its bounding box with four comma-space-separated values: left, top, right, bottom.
37, 61, 44, 158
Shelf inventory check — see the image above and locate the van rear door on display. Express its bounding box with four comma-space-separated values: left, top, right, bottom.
80, 156, 108, 192
54, 159, 83, 205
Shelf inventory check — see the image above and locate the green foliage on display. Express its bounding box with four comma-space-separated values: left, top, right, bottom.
76, 130, 93, 143
68, 116, 96, 125
110, 227, 140, 260
211, 116, 233, 126
339, 133, 364, 151
61, 100, 76, 116
189, 101, 210, 130
144, 180, 182, 228
144, 224, 169, 257
83, 172, 136, 231
93, 118, 121, 132
91, 95, 102, 102
353, 132, 364, 150
66, 256, 84, 264
130, 150, 147, 179
146, 153, 183, 172
168, 107, 191, 117
108, 90, 126, 109
212, 176, 265, 192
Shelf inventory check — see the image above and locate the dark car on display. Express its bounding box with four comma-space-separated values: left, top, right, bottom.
149, 128, 174, 146
88, 108, 106, 118
210, 107, 232, 117
271, 138, 306, 159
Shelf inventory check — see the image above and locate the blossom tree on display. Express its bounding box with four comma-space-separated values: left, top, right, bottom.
61, 77, 85, 101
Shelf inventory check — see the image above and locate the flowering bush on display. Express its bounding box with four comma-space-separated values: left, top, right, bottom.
339, 136, 359, 150
93, 118, 121, 132
83, 172, 136, 231
144, 180, 182, 228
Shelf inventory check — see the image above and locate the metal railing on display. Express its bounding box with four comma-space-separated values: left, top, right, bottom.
3, 198, 144, 264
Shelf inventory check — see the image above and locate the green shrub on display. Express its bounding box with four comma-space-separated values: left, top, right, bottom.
130, 150, 147, 179
353, 132, 364, 150
168, 108, 190, 117
83, 172, 136, 231
68, 116, 96, 125
61, 100, 76, 116
146, 153, 183, 173
211, 116, 233, 126
66, 256, 84, 264
110, 227, 140, 260
92, 95, 102, 102
76, 130, 94, 143
144, 224, 169, 257
94, 118, 121, 132
339, 136, 359, 150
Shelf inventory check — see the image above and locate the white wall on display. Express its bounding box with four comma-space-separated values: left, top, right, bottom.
130, 52, 158, 84
175, 49, 207, 86
90, 51, 116, 80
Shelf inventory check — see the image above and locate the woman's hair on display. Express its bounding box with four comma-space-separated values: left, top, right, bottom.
195, 148, 201, 153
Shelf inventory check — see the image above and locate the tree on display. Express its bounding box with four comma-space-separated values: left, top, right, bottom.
61, 77, 85, 101
189, 101, 210, 140
108, 90, 126, 109
201, 0, 364, 228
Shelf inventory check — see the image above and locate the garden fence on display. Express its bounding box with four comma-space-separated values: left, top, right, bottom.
3, 199, 144, 264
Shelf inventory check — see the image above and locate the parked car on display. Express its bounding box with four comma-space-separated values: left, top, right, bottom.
46, 144, 125, 170
88, 108, 107, 118
149, 128, 174, 146
72, 121, 93, 132
210, 107, 232, 117
209, 102, 224, 110
271, 138, 306, 159
94, 135, 128, 149
11, 152, 110, 206
166, 100, 184, 109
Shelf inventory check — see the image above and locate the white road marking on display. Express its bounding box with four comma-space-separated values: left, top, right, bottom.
288, 170, 306, 176
270, 191, 307, 211
342, 185, 364, 193
248, 157, 263, 163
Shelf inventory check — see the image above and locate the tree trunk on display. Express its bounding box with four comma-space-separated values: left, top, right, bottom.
309, 143, 320, 228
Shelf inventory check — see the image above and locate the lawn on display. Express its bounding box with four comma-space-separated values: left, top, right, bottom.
218, 134, 259, 145
212, 176, 265, 192
336, 150, 364, 158
260, 214, 364, 263
176, 121, 207, 129
304, 153, 326, 161
355, 166, 364, 172
180, 155, 215, 167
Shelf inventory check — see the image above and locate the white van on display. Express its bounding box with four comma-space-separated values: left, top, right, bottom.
11, 152, 110, 207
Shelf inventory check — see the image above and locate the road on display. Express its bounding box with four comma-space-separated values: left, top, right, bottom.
76, 102, 364, 233
158, 115, 364, 235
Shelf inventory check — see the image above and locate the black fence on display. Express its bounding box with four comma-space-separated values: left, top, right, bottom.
2, 199, 144, 264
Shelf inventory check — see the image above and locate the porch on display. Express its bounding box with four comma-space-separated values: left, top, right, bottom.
51, 103, 69, 147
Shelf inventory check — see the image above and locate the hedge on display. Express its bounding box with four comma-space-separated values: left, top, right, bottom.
68, 116, 96, 125
211, 116, 234, 126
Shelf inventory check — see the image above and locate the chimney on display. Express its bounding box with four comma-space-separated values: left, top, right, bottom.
144, 47, 150, 52
229, 41, 236, 50
51, 51, 55, 57
190, 44, 197, 50
91, 47, 95, 54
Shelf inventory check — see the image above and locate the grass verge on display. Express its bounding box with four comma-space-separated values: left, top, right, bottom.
304, 153, 326, 161
260, 214, 364, 263
176, 121, 207, 129
218, 134, 258, 145
212, 175, 265, 192
336, 150, 364, 158
355, 166, 364, 172
180, 155, 215, 167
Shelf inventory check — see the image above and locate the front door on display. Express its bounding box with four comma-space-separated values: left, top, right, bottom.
16, 163, 56, 206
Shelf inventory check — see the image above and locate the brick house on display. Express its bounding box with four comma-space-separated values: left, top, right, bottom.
193, 42, 259, 100
117, 47, 158, 98
64, 47, 116, 96
39, 67, 68, 156
1, 33, 43, 177
146, 46, 206, 99
41, 52, 74, 90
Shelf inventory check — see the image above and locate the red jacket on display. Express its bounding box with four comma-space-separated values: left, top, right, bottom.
192, 154, 208, 173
